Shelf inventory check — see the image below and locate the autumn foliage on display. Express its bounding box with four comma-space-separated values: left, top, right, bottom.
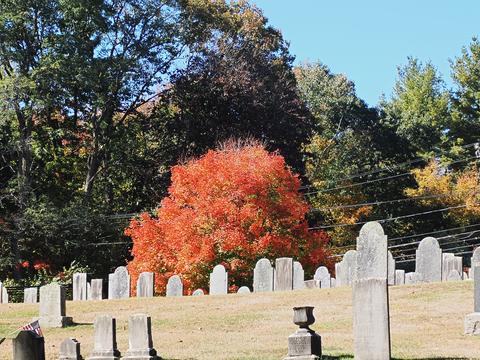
126, 141, 332, 294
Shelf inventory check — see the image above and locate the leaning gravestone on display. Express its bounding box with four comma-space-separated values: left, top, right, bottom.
415, 237, 442, 283
253, 258, 274, 292
24, 287, 38, 303
111, 266, 130, 299
387, 251, 395, 286
395, 270, 405, 285
447, 269, 462, 281
274, 258, 293, 291
335, 250, 357, 287
90, 279, 103, 301
166, 275, 183, 297
86, 315, 121, 360
12, 330, 45, 360
442, 253, 455, 282
72, 273, 87, 301
209, 264, 228, 295
353, 221, 390, 360
123, 314, 159, 359
465, 265, 480, 335
59, 338, 82, 360
237, 286, 251, 294
38, 283, 72, 328
314, 266, 331, 289
192, 289, 204, 296
293, 261, 305, 290
137, 272, 155, 298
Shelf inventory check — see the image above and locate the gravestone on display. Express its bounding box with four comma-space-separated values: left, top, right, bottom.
293, 261, 305, 290
87, 282, 91, 300
59, 338, 82, 360
304, 280, 320, 289
192, 289, 204, 296
335, 250, 357, 287
72, 273, 87, 301
415, 237, 442, 283
24, 287, 38, 303
465, 265, 480, 335
253, 258, 274, 292
237, 286, 251, 294
137, 272, 154, 298
454, 256, 463, 279
314, 266, 330, 289
108, 273, 115, 300
387, 251, 395, 286
12, 330, 45, 360
405, 272, 423, 284
166, 275, 183, 297
123, 314, 159, 360
275, 258, 293, 291
447, 269, 462, 281
464, 271, 469, 280
2, 286, 8, 303
330, 278, 336, 288
111, 266, 130, 299
90, 279, 103, 301
209, 264, 228, 295
38, 283, 72, 328
395, 270, 405, 285
442, 253, 455, 282
352, 221, 390, 360
471, 248, 480, 281
86, 315, 121, 360
283, 306, 321, 360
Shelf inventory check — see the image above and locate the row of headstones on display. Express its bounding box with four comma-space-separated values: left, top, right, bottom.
12, 313, 159, 360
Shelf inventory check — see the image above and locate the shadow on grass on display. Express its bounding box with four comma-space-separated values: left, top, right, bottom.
323, 356, 469, 360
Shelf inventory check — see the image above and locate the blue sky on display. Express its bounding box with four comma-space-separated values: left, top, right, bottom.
252, 1, 479, 106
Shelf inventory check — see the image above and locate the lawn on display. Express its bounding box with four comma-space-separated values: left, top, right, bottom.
0, 281, 478, 359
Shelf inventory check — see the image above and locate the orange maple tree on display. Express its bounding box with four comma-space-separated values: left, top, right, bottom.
126, 141, 332, 294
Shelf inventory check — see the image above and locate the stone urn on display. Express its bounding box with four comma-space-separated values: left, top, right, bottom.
293, 306, 315, 329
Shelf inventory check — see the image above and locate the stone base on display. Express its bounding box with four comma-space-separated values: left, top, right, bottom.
286, 328, 321, 359
37, 316, 73, 328
86, 350, 121, 360
122, 348, 160, 360
465, 312, 480, 335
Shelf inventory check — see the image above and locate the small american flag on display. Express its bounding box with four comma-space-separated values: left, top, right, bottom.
21, 320, 43, 337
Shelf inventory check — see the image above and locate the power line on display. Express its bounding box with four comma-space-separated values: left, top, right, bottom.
396, 249, 476, 264
388, 223, 480, 243
299, 142, 478, 191
309, 204, 468, 230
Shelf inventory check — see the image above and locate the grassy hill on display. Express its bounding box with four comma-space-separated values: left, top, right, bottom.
0, 281, 479, 360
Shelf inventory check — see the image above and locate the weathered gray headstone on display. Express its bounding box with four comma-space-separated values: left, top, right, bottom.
72, 273, 87, 301
87, 282, 91, 301
283, 306, 321, 360
137, 272, 154, 298
394, 270, 405, 285
465, 265, 480, 335
253, 258, 274, 292
415, 237, 442, 283
108, 273, 115, 300
405, 272, 423, 284
24, 287, 38, 303
112, 266, 130, 299
2, 285, 8, 303
38, 283, 72, 328
387, 251, 395, 286
209, 264, 228, 295
442, 253, 455, 282
86, 315, 121, 360
90, 279, 103, 301
237, 286, 251, 294
352, 222, 390, 360
59, 338, 82, 360
123, 314, 159, 359
470, 248, 480, 281
314, 266, 330, 288
335, 250, 357, 287
12, 331, 45, 360
463, 271, 469, 280
192, 289, 204, 296
166, 275, 183, 297
447, 269, 462, 281
293, 261, 305, 290
274, 258, 293, 291
330, 278, 336, 288
304, 280, 320, 289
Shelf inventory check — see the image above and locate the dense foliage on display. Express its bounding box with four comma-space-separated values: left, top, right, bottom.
126, 142, 332, 294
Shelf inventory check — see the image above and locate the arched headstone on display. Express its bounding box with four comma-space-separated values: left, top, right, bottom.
253, 258, 274, 292
415, 237, 442, 283
166, 275, 183, 297
209, 265, 228, 295
314, 266, 331, 288
293, 261, 305, 290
